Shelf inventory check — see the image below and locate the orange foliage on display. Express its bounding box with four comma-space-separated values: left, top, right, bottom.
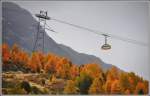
88, 77, 104, 94
2, 43, 10, 62
80, 63, 102, 79
64, 80, 78, 94
10, 44, 21, 64
2, 43, 149, 95
27, 52, 42, 72
104, 79, 112, 94
111, 79, 121, 94
107, 66, 119, 81
128, 77, 134, 85
56, 57, 72, 79
44, 57, 56, 73
124, 89, 130, 94
70, 65, 79, 79
134, 82, 148, 94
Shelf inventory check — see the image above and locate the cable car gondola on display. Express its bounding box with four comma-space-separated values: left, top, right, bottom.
101, 34, 111, 50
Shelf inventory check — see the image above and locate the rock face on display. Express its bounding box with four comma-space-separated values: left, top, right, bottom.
2, 2, 113, 70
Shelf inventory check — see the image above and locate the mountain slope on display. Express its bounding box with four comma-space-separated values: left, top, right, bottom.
2, 2, 113, 70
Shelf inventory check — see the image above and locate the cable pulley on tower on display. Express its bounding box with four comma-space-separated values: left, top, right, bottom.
35, 11, 50, 20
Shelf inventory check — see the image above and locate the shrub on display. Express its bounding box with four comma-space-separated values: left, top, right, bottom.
21, 81, 31, 94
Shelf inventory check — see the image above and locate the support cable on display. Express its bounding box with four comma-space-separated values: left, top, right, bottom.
50, 17, 147, 46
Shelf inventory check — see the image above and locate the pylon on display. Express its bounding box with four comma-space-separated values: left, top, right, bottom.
33, 11, 50, 53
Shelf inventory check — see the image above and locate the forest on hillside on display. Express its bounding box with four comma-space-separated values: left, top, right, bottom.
2, 43, 149, 95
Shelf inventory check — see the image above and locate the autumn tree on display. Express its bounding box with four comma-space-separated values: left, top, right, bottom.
111, 79, 121, 94
88, 77, 104, 94
18, 51, 29, 66
37, 52, 45, 69
134, 82, 148, 94
143, 80, 149, 94
80, 63, 103, 79
2, 43, 11, 71
75, 72, 93, 94
104, 79, 112, 94
56, 57, 72, 79
44, 53, 59, 74
2, 43, 10, 63
44, 57, 56, 74
119, 72, 131, 93
106, 66, 119, 81
64, 80, 78, 94
10, 44, 29, 68
10, 44, 20, 64
27, 52, 42, 72
2, 43, 30, 71
104, 66, 120, 94
127, 72, 139, 93
70, 65, 79, 80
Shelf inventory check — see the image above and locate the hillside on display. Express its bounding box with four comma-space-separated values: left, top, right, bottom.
2, 2, 112, 70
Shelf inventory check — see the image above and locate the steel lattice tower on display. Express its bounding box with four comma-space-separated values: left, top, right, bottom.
33, 11, 50, 53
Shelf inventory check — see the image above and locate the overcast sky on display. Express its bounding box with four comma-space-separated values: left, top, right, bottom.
11, 1, 149, 80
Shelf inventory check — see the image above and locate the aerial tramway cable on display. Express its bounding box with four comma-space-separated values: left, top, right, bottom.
49, 17, 148, 47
